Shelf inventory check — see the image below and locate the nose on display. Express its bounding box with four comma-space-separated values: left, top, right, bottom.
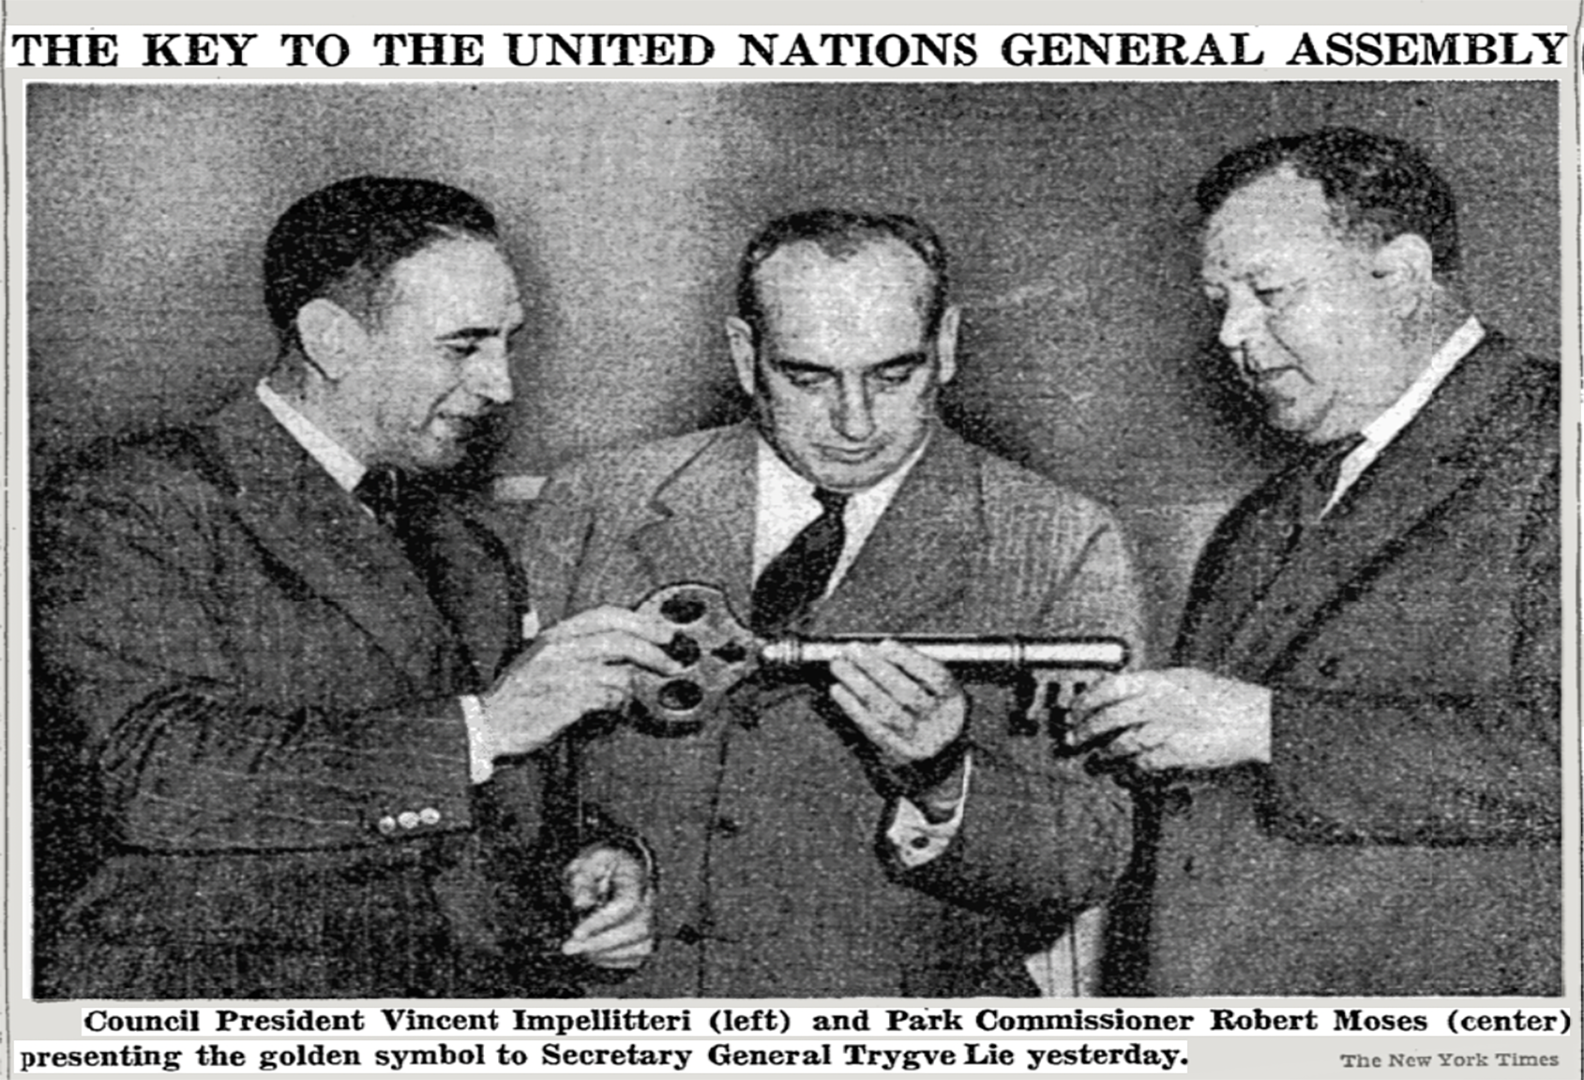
831, 376, 875, 442
466, 341, 514, 405
1217, 290, 1262, 358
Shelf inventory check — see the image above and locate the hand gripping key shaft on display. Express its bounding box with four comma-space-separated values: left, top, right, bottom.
633, 582, 1128, 731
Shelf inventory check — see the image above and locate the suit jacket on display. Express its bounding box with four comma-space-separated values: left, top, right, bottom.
1131, 333, 1561, 996
522, 422, 1145, 996
32, 395, 544, 999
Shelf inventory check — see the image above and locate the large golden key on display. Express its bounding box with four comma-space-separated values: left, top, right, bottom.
632, 582, 1130, 731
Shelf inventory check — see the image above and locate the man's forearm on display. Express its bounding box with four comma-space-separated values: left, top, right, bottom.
97, 683, 477, 851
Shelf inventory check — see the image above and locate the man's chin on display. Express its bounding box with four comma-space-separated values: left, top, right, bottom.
407, 436, 468, 474
1262, 393, 1348, 445
1261, 394, 1318, 437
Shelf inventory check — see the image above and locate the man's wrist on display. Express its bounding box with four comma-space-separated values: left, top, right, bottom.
1254, 685, 1276, 766
575, 834, 658, 895
911, 744, 973, 822
912, 776, 966, 824
885, 734, 970, 802
461, 694, 498, 784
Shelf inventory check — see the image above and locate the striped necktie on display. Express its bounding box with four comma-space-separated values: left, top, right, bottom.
751, 487, 851, 636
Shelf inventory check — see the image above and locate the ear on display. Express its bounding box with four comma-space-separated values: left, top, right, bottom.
295, 298, 368, 382
725, 316, 758, 397
1370, 234, 1435, 314
934, 305, 960, 386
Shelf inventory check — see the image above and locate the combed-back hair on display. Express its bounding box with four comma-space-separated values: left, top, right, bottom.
1195, 127, 1460, 274
736, 208, 950, 343
264, 176, 500, 352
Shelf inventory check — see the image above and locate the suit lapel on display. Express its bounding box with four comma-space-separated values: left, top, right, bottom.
405, 494, 527, 685
626, 425, 982, 637
814, 429, 981, 635
1175, 478, 1302, 667
204, 397, 460, 684
1225, 335, 1532, 677
630, 425, 758, 622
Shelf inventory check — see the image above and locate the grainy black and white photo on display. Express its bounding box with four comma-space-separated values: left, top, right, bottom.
27, 81, 1562, 1002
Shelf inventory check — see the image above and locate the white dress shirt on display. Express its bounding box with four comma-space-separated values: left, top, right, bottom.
752, 437, 925, 591
750, 436, 965, 866
256, 379, 367, 493
1321, 317, 1484, 517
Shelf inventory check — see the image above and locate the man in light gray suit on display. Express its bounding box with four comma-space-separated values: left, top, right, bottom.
523, 209, 1146, 996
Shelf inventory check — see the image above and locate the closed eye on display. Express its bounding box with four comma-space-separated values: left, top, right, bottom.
870, 362, 922, 387
778, 365, 832, 390
867, 351, 929, 386
1253, 278, 1306, 308
440, 326, 508, 361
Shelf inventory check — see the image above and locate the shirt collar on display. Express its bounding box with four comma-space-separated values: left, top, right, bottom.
256, 379, 368, 494
1358, 316, 1485, 453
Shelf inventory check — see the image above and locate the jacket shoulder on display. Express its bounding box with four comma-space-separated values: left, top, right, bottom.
46, 425, 238, 514
539, 427, 733, 503
964, 438, 1124, 537
34, 427, 245, 604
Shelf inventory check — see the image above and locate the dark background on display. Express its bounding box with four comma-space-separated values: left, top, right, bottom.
28, 81, 1560, 652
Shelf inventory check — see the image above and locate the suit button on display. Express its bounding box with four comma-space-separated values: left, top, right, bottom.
675, 924, 704, 946
419, 807, 441, 826
377, 816, 398, 835
1317, 656, 1341, 678
1159, 788, 1193, 817
713, 816, 742, 837
397, 811, 420, 830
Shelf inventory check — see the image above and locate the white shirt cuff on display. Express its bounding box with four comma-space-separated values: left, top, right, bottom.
887, 752, 973, 868
461, 694, 496, 785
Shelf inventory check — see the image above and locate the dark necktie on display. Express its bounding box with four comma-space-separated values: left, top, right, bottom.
1285, 433, 1367, 554
354, 464, 406, 532
356, 465, 451, 596
1195, 432, 1369, 658
355, 466, 480, 678
751, 487, 851, 636
1298, 433, 1366, 523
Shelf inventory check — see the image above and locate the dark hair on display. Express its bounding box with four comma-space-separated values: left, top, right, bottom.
735, 209, 950, 343
1195, 127, 1460, 274
263, 176, 500, 352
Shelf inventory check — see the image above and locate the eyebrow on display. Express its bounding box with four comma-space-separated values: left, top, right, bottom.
439, 320, 522, 342
770, 350, 929, 375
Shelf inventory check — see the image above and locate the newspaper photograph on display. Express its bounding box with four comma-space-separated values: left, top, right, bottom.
5, 4, 1579, 1078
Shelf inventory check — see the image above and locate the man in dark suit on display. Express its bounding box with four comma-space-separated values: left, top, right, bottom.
32, 177, 679, 998
523, 209, 1145, 996
1073, 128, 1561, 995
